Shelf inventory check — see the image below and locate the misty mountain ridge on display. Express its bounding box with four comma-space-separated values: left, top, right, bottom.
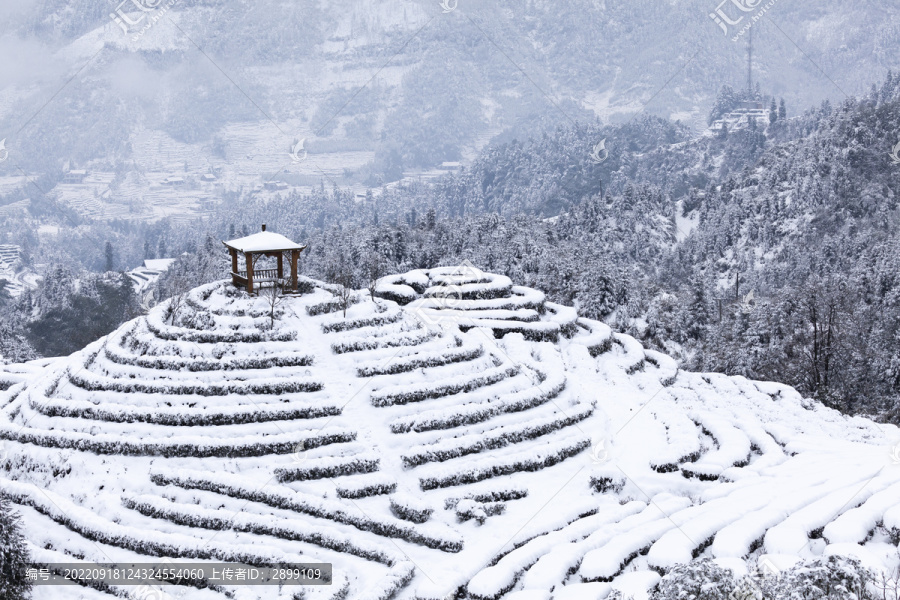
0, 0, 898, 183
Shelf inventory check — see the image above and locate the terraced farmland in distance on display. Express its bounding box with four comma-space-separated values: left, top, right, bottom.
1, 268, 898, 600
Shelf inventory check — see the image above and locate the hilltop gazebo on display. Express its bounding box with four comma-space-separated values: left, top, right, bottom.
223, 225, 308, 294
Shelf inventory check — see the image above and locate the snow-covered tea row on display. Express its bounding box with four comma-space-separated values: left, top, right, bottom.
375, 268, 579, 341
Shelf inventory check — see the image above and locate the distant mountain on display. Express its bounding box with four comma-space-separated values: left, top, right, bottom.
0, 0, 897, 180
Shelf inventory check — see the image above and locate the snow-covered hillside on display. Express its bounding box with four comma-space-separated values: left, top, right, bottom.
1, 267, 899, 600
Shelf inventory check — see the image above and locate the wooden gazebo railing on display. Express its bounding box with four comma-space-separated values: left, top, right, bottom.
236, 269, 280, 280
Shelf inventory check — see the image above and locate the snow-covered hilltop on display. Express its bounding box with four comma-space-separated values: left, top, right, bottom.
0, 268, 898, 600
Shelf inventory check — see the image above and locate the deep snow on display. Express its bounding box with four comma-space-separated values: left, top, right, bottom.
0, 267, 898, 600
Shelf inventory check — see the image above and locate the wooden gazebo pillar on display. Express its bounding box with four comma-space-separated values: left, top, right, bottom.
291, 249, 299, 292
245, 251, 254, 294
276, 253, 284, 279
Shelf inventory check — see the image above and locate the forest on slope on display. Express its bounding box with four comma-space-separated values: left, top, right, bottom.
4, 74, 900, 423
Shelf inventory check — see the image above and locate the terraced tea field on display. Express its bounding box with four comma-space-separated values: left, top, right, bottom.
1, 268, 898, 600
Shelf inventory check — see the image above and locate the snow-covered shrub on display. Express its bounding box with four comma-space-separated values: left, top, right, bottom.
2, 450, 72, 485
458, 322, 561, 343
336, 482, 397, 499
590, 472, 626, 494
331, 330, 434, 354
650, 556, 879, 600
306, 296, 361, 317
320, 311, 403, 333
374, 272, 427, 305
757, 556, 878, 600
679, 466, 720, 481
0, 495, 32, 600
453, 499, 505, 524
419, 438, 590, 490
32, 396, 340, 426
328, 580, 351, 600
6, 482, 325, 576
105, 343, 315, 371
389, 374, 567, 433
357, 346, 483, 377
330, 471, 397, 499
443, 489, 527, 512
558, 320, 579, 339
374, 288, 417, 306
275, 458, 380, 483
122, 495, 394, 565
471, 489, 527, 503
651, 557, 738, 600
151, 472, 463, 552
374, 563, 417, 600
0, 376, 21, 392
434, 279, 512, 301
3, 427, 354, 458
401, 407, 593, 467
389, 494, 434, 524
588, 336, 614, 357
68, 370, 323, 396
295, 278, 316, 295
626, 357, 647, 375
372, 367, 517, 407
175, 309, 217, 331
146, 316, 296, 343
454, 499, 488, 524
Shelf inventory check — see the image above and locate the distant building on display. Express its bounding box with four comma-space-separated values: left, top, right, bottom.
441, 162, 462, 171
709, 104, 769, 133
63, 170, 87, 184
143, 258, 176, 272
201, 174, 217, 182
264, 181, 289, 191
163, 176, 185, 186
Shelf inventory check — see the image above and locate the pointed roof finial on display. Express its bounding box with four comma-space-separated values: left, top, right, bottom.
261, 224, 267, 232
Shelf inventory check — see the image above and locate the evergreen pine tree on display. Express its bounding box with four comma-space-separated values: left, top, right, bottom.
104, 241, 114, 272
708, 85, 739, 125
0, 280, 11, 309
718, 122, 729, 140
684, 274, 710, 340
576, 262, 619, 320
0, 495, 33, 600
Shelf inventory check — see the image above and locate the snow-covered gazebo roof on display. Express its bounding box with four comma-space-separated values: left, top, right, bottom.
223, 228, 306, 253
